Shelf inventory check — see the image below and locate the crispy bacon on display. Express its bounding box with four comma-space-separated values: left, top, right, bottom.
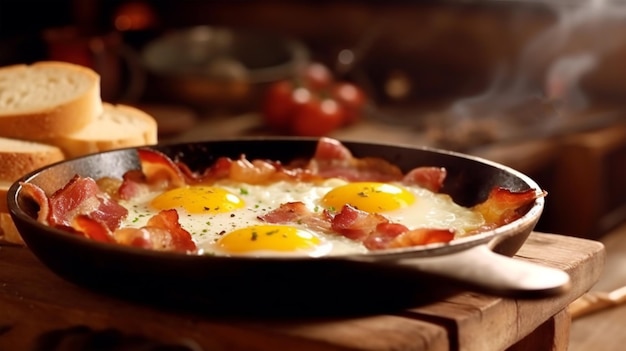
307, 137, 404, 182
194, 157, 233, 181
72, 215, 115, 243
403, 167, 447, 193
113, 227, 155, 249
259, 202, 332, 233
46, 175, 127, 232
313, 137, 354, 161
113, 210, 197, 253
331, 204, 394, 241
229, 157, 279, 184
72, 209, 196, 253
141, 150, 319, 187
143, 209, 196, 252
118, 169, 150, 200
386, 228, 455, 249
19, 182, 50, 223
137, 148, 187, 188
472, 187, 545, 229
117, 149, 188, 201
260, 202, 453, 250
330, 206, 454, 249
20, 177, 127, 241
361, 223, 410, 250
132, 138, 439, 189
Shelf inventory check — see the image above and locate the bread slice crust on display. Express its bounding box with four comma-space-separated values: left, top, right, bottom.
0, 61, 102, 139
51, 103, 158, 158
0, 138, 65, 182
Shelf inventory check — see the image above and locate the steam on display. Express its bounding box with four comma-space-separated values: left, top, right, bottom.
429, 0, 626, 150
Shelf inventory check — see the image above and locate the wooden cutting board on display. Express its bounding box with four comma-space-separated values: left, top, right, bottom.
0, 232, 605, 351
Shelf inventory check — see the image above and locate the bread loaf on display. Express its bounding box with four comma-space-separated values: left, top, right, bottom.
50, 103, 158, 158
0, 61, 102, 139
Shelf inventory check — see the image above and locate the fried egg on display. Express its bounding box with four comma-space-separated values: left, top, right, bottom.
119, 178, 484, 257
321, 181, 484, 234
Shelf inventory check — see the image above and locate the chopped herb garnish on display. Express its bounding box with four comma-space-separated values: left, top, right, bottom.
240, 188, 249, 195
251, 232, 258, 241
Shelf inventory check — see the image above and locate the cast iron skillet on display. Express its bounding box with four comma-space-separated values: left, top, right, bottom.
8, 137, 570, 316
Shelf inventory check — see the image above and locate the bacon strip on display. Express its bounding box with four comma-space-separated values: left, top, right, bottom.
46, 175, 127, 232
402, 167, 447, 193
259, 201, 332, 234
137, 148, 187, 188
130, 138, 442, 191
307, 138, 405, 182
260, 202, 454, 250
385, 228, 455, 249
313, 137, 353, 161
143, 209, 197, 252
331, 204, 396, 241
73, 214, 115, 243
72, 209, 196, 253
472, 187, 545, 229
19, 182, 50, 224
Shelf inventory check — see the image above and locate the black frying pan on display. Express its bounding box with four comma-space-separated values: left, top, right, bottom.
7, 138, 570, 316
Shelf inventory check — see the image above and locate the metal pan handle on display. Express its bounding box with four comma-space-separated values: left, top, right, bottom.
354, 244, 571, 299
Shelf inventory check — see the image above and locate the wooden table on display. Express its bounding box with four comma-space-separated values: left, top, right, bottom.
0, 232, 605, 351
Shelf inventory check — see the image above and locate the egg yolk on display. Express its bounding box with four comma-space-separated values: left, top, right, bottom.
322, 182, 415, 213
216, 225, 324, 255
150, 186, 244, 214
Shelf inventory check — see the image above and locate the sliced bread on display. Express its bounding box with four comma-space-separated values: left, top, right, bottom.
0, 61, 102, 139
50, 103, 158, 158
0, 181, 10, 213
0, 139, 64, 241
0, 212, 23, 244
0, 182, 22, 244
0, 138, 65, 182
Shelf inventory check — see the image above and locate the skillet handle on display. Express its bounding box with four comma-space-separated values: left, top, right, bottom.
389, 245, 571, 299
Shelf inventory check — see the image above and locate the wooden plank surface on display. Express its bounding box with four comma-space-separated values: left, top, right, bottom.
569, 222, 626, 351
0, 233, 605, 351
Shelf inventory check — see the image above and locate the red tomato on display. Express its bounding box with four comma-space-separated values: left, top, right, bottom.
261, 64, 367, 135
291, 97, 345, 137
262, 81, 312, 132
332, 82, 367, 125
301, 62, 334, 91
